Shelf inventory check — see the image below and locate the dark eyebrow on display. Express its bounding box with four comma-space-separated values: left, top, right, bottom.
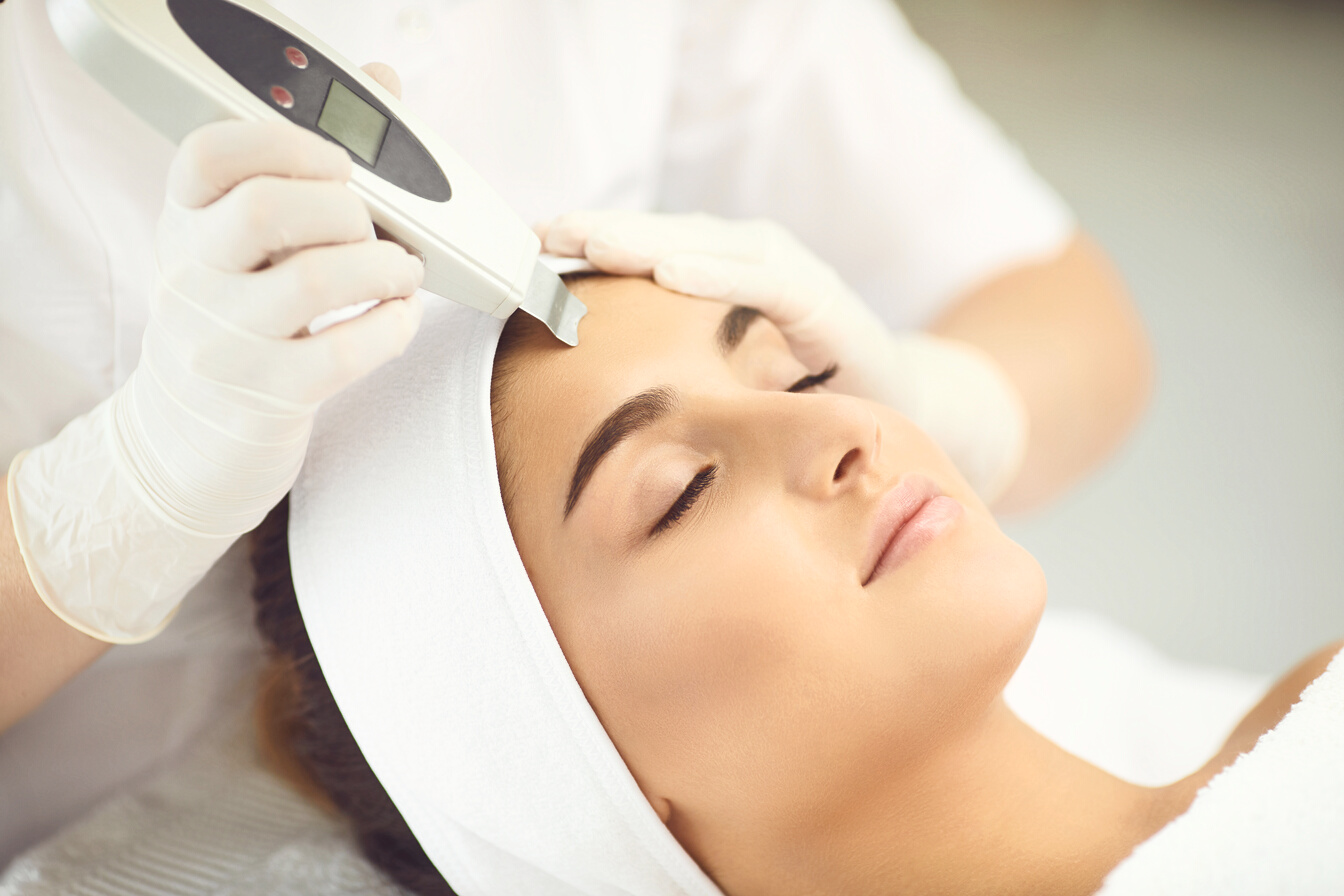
564, 386, 679, 518
563, 306, 761, 520
717, 305, 763, 356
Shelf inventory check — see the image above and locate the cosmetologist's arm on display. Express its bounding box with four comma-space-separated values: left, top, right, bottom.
930, 232, 1153, 514
0, 474, 109, 733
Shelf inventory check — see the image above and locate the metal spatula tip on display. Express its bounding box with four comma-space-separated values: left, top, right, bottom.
520, 264, 586, 346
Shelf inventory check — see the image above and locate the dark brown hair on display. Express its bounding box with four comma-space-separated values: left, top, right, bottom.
249, 304, 555, 894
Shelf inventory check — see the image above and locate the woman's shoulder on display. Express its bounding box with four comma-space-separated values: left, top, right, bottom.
1099, 641, 1344, 895
1202, 638, 1344, 777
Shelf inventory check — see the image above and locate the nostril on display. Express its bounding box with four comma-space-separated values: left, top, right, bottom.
834, 447, 862, 482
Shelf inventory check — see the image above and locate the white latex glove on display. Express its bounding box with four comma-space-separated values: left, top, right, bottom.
7, 119, 424, 642
539, 210, 1028, 503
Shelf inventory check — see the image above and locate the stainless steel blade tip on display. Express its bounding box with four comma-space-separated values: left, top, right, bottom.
520, 263, 586, 346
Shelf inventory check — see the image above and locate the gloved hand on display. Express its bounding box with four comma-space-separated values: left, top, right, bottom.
7, 118, 424, 643
539, 210, 1028, 503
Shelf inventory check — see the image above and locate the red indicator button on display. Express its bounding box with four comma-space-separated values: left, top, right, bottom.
270, 85, 295, 109
284, 46, 308, 69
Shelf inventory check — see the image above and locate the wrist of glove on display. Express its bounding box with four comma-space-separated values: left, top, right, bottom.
9, 117, 423, 643
852, 329, 1028, 507
7, 271, 326, 644
540, 211, 1029, 503
8, 397, 246, 644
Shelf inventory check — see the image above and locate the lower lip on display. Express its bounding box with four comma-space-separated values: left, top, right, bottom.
870, 496, 963, 582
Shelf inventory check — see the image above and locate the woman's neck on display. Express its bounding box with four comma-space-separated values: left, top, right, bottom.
704, 644, 1342, 896
740, 699, 1198, 896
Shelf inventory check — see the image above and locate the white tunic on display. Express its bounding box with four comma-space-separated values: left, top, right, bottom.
0, 0, 1072, 860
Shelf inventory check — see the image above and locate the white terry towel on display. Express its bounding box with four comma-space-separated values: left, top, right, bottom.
1099, 647, 1344, 895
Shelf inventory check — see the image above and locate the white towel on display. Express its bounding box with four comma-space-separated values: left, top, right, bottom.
0, 694, 404, 896
1099, 647, 1344, 895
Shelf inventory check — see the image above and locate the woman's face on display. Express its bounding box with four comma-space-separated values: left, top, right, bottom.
493, 277, 1046, 868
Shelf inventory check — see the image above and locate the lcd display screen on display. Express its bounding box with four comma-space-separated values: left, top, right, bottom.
317, 79, 389, 165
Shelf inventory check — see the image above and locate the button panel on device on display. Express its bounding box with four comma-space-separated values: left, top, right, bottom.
269, 85, 295, 108
166, 0, 451, 202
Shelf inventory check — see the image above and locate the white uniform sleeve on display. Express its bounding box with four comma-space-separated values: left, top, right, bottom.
659, 0, 1076, 329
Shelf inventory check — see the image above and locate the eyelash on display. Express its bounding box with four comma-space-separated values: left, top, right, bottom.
787, 363, 840, 393
652, 466, 717, 535
650, 363, 842, 537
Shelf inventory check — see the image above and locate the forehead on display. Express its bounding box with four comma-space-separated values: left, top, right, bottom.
567, 276, 729, 364
492, 278, 742, 504
504, 276, 737, 406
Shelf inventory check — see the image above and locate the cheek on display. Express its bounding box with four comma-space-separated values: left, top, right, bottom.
538, 487, 1046, 828
567, 509, 879, 810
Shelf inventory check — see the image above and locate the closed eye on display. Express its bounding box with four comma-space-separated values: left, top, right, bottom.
651, 465, 717, 536
787, 363, 840, 393
649, 364, 841, 538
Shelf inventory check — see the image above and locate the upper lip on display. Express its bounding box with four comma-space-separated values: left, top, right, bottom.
861, 474, 943, 586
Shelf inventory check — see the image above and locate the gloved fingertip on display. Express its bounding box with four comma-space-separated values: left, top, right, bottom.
400, 292, 425, 336
653, 255, 732, 299
543, 226, 587, 257
584, 233, 655, 275
372, 293, 424, 357
541, 211, 599, 256
398, 254, 425, 296
302, 128, 353, 179
359, 61, 403, 100
329, 148, 355, 182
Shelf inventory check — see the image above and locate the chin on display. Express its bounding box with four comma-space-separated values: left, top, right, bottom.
913, 518, 1048, 711
973, 533, 1048, 688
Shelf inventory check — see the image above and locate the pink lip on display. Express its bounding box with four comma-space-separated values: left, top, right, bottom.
861, 475, 963, 586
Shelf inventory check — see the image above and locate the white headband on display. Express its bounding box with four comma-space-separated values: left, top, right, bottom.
288, 293, 723, 895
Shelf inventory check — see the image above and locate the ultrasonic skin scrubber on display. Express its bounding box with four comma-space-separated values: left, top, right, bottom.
45, 0, 587, 344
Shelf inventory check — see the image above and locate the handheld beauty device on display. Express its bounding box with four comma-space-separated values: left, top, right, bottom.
45, 0, 586, 344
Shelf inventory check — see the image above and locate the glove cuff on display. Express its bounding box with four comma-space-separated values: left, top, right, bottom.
8, 401, 236, 644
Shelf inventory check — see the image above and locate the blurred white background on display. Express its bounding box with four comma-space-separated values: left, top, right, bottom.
899, 0, 1344, 673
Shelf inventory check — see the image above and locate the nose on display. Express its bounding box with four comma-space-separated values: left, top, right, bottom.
745, 392, 880, 501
